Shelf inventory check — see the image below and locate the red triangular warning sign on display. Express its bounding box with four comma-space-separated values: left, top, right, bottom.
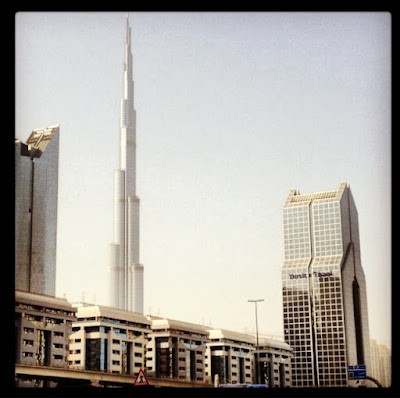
134, 368, 149, 386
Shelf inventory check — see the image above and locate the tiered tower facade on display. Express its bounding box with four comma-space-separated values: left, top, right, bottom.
109, 15, 143, 313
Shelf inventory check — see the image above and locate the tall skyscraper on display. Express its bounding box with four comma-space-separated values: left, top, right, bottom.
281, 181, 371, 387
15, 125, 60, 296
109, 15, 144, 313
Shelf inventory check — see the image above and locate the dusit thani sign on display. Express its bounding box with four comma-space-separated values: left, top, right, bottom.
288, 271, 333, 279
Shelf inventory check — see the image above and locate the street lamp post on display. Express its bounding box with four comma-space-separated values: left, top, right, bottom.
248, 299, 264, 385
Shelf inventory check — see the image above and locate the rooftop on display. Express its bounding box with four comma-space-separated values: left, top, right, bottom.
25, 125, 59, 156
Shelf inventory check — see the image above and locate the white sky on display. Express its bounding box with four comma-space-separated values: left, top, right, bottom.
15, 11, 391, 348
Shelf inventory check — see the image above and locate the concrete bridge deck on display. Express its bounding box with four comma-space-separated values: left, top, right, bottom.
15, 364, 213, 388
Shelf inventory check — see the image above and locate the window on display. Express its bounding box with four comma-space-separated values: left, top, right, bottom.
114, 328, 127, 338
85, 326, 103, 333
23, 339, 33, 346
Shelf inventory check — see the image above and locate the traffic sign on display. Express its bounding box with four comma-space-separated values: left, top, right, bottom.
134, 368, 149, 386
248, 384, 267, 388
348, 364, 366, 380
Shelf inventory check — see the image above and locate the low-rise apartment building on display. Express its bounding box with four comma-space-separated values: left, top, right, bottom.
205, 329, 293, 387
15, 295, 293, 388
15, 289, 77, 387
68, 303, 151, 375
145, 317, 210, 382
257, 337, 293, 387
205, 329, 255, 385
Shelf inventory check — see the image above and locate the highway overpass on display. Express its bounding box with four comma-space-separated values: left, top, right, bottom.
15, 364, 213, 388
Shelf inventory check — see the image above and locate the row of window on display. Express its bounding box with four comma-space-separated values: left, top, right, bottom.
284, 249, 343, 259
313, 221, 341, 230
282, 290, 309, 297
313, 219, 341, 229
314, 249, 343, 256
284, 228, 311, 237
22, 339, 64, 350
22, 352, 63, 360
283, 203, 339, 218
22, 327, 65, 338
284, 313, 311, 320
283, 207, 309, 217
73, 324, 148, 336
314, 298, 343, 306
284, 239, 310, 248
282, 289, 342, 297
314, 282, 342, 289
70, 359, 144, 367
318, 360, 347, 366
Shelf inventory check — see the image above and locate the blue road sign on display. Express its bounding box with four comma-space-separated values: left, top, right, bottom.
348, 365, 366, 380
248, 384, 267, 388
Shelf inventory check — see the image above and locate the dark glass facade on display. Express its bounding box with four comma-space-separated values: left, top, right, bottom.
85, 338, 108, 371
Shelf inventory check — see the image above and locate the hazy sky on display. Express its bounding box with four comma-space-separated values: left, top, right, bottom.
15, 12, 391, 347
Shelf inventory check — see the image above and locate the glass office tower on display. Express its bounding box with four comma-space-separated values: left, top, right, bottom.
15, 125, 60, 296
282, 182, 371, 387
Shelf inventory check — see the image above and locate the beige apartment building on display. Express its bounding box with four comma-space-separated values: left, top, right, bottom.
68, 303, 151, 374
15, 296, 292, 388
15, 289, 76, 387
145, 317, 210, 381
205, 329, 292, 387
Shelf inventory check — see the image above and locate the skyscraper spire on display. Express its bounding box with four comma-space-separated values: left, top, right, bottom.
109, 15, 144, 313
125, 13, 131, 49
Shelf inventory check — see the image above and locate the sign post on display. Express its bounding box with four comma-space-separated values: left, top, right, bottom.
134, 368, 149, 386
348, 365, 366, 380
